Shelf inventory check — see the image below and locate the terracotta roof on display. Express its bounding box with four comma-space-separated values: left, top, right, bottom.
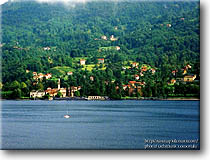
171, 79, 176, 83
45, 88, 58, 94
129, 81, 136, 84
123, 85, 130, 87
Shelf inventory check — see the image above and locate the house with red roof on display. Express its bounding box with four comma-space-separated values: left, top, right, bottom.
45, 73, 52, 79
134, 75, 140, 80
141, 66, 148, 72
98, 58, 104, 64
116, 46, 120, 50
172, 70, 178, 76
123, 85, 131, 90
150, 68, 156, 74
169, 79, 176, 85
67, 71, 73, 76
33, 72, 37, 76
129, 81, 136, 86
132, 62, 138, 68
45, 79, 67, 97
80, 59, 86, 65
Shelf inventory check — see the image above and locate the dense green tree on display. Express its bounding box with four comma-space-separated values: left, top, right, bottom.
74, 91, 80, 97
56, 91, 62, 98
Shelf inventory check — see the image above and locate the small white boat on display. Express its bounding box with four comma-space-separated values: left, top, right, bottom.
64, 115, 70, 119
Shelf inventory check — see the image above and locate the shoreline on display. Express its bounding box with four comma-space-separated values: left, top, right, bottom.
159, 98, 199, 101
0, 97, 200, 101
121, 98, 200, 101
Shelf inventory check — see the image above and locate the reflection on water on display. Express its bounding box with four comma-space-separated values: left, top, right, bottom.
1, 100, 199, 149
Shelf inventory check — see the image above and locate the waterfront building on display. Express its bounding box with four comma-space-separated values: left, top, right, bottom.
88, 96, 106, 100
30, 90, 45, 98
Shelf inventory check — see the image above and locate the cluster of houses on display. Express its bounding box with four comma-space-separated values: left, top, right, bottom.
131, 62, 156, 78
29, 78, 145, 99
129, 62, 197, 85
29, 59, 197, 99
171, 64, 192, 77
30, 79, 81, 99
32, 72, 52, 80
171, 64, 197, 83
121, 81, 146, 96
26, 70, 53, 81
168, 64, 197, 85
168, 74, 197, 85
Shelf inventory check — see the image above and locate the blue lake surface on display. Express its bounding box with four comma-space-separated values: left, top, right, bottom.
1, 100, 200, 149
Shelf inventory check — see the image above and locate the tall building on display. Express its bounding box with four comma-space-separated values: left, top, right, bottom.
58, 78, 60, 90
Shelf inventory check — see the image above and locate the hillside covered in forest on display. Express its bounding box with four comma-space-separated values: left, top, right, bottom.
1, 0, 200, 99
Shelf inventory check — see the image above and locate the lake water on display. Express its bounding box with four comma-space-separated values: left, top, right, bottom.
0, 100, 200, 149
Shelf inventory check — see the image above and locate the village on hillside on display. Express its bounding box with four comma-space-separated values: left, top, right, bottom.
1, 23, 200, 100
27, 54, 199, 100
1, 1, 200, 100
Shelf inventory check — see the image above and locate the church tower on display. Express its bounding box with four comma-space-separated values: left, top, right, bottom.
58, 78, 60, 90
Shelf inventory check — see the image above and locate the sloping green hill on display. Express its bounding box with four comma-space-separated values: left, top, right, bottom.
1, 0, 199, 95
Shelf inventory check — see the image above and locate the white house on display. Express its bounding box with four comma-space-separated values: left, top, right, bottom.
30, 90, 45, 98
80, 59, 86, 65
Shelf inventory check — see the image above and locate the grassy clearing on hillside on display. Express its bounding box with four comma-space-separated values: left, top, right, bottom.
53, 66, 74, 72
49, 66, 74, 76
82, 64, 106, 71
99, 46, 116, 51
82, 64, 95, 71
